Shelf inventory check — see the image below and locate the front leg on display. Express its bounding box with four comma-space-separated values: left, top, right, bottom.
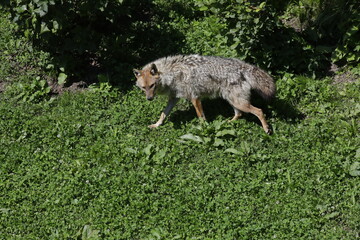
149, 97, 179, 128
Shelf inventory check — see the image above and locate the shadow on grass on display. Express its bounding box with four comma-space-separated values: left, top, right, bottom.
168, 97, 305, 130
271, 98, 306, 122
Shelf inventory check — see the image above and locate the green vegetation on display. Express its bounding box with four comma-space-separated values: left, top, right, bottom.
0, 11, 52, 102
0, 1, 359, 239
1, 77, 359, 239
3, 0, 360, 81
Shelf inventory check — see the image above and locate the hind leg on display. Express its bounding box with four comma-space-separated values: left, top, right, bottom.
191, 98, 207, 121
228, 99, 271, 134
229, 107, 242, 121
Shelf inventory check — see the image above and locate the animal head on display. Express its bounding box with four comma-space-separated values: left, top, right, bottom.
133, 63, 160, 101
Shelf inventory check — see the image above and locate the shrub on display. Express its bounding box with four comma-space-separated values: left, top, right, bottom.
284, 0, 360, 67
171, 0, 329, 75
3, 0, 358, 89
6, 0, 185, 86
0, 10, 52, 102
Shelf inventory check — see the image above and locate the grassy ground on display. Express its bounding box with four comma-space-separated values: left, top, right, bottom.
1, 78, 359, 239
0, 10, 359, 240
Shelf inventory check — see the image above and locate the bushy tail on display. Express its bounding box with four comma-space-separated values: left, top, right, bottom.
250, 67, 276, 101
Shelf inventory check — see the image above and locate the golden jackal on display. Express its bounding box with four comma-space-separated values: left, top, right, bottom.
133, 55, 276, 134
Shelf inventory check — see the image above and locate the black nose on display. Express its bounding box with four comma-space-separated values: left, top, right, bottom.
146, 96, 154, 101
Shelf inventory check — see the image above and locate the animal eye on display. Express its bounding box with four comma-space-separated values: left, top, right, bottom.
149, 84, 155, 89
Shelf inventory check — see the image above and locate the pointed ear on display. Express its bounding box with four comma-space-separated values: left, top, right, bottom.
150, 63, 158, 76
133, 69, 141, 78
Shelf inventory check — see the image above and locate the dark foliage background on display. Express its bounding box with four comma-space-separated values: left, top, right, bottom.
1, 0, 359, 87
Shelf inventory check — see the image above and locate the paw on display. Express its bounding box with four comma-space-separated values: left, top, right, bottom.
228, 116, 241, 122
265, 127, 273, 135
148, 124, 159, 129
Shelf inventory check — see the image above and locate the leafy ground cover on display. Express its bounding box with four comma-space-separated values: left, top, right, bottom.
1, 75, 359, 239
